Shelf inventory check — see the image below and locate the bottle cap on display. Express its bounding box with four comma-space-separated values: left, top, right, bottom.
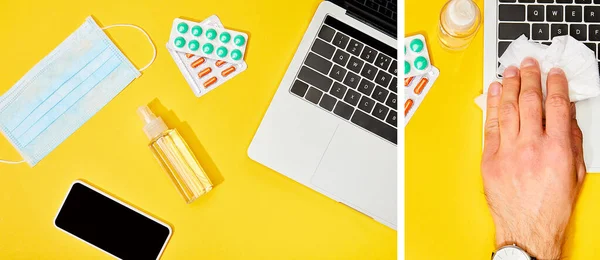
137, 106, 168, 140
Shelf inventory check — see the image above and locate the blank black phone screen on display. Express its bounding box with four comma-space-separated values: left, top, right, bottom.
55, 183, 171, 260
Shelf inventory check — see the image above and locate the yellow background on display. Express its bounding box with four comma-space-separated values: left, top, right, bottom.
406, 0, 600, 259
0, 0, 396, 259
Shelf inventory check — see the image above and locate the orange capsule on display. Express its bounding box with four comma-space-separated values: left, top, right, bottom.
221, 66, 236, 77
215, 60, 226, 67
185, 53, 194, 58
191, 57, 205, 68
404, 99, 414, 116
198, 67, 212, 78
413, 78, 429, 95
404, 77, 413, 87
203, 77, 217, 88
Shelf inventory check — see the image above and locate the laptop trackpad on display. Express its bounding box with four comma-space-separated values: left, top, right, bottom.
310, 125, 397, 225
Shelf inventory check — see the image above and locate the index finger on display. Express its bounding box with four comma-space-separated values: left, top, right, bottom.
545, 68, 571, 138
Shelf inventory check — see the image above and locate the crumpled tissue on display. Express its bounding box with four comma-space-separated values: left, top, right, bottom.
475, 35, 600, 109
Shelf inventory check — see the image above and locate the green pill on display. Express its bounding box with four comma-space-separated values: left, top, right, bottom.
219, 32, 231, 43
230, 49, 242, 60
414, 56, 428, 70
174, 37, 186, 48
206, 29, 217, 40
216, 46, 228, 58
177, 22, 189, 34
410, 38, 424, 53
188, 40, 200, 51
233, 35, 245, 46
404, 61, 410, 74
191, 26, 203, 36
203, 43, 214, 54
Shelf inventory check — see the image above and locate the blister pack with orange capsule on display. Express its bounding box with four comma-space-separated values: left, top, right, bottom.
404, 66, 439, 126
167, 15, 247, 97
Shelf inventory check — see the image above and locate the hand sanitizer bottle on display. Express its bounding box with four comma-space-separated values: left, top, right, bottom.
138, 106, 212, 203
438, 0, 481, 51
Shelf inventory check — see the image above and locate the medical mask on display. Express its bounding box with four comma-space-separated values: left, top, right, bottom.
0, 16, 156, 166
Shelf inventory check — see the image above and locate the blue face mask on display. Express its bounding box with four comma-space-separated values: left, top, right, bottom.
0, 17, 156, 166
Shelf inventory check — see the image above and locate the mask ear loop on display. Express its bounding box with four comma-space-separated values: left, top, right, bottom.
0, 159, 25, 164
101, 24, 156, 72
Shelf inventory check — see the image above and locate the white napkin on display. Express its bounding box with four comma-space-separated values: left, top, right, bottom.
476, 35, 600, 109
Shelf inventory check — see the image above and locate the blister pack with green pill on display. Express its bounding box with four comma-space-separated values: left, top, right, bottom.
168, 18, 248, 64
404, 34, 432, 78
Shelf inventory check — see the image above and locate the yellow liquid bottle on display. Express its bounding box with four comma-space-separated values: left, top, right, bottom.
138, 106, 212, 204
438, 0, 481, 51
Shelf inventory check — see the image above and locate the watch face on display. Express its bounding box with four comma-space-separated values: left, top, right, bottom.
493, 246, 530, 260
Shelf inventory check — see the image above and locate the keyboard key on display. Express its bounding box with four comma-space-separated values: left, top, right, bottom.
595, 0, 600, 3
332, 32, 350, 49
372, 85, 389, 103
351, 109, 397, 144
330, 64, 347, 82
298, 66, 333, 92
358, 95, 376, 113
312, 39, 336, 59
375, 69, 392, 87
389, 77, 397, 93
344, 88, 361, 106
305, 52, 332, 75
318, 25, 336, 42
365, 0, 379, 10
557, 0, 573, 2
532, 24, 549, 40
499, 0, 517, 2
570, 24, 587, 41
518, 0, 534, 2
498, 41, 512, 57
547, 5, 563, 22
551, 24, 569, 38
347, 56, 365, 74
499, 5, 526, 21
576, 0, 592, 3
290, 80, 309, 97
375, 53, 392, 70
566, 6, 583, 22
585, 43, 597, 57
361, 63, 378, 80
333, 101, 354, 120
319, 94, 337, 111
330, 82, 348, 99
499, 23, 530, 40
357, 78, 376, 95
528, 5, 545, 22
537, 0, 553, 2
542, 41, 552, 45
360, 46, 378, 63
388, 60, 397, 75
584, 6, 600, 23
590, 25, 600, 41
385, 93, 397, 110
333, 49, 351, 66
343, 71, 361, 89
372, 103, 390, 121
385, 110, 398, 127
305, 87, 323, 104
346, 39, 364, 56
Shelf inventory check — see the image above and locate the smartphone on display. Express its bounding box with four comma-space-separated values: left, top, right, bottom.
54, 181, 172, 260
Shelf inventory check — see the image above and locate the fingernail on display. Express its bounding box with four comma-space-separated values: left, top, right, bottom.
490, 82, 502, 96
504, 66, 519, 78
521, 57, 537, 68
549, 68, 564, 76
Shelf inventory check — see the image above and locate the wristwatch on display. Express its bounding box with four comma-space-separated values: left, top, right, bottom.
492, 245, 536, 260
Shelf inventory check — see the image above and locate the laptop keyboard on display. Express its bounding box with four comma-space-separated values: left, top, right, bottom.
498, 0, 600, 73
289, 16, 398, 144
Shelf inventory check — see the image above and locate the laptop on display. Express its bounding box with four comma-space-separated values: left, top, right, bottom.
248, 0, 398, 229
483, 0, 600, 172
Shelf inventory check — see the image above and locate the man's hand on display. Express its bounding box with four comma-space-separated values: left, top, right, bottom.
481, 57, 586, 259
